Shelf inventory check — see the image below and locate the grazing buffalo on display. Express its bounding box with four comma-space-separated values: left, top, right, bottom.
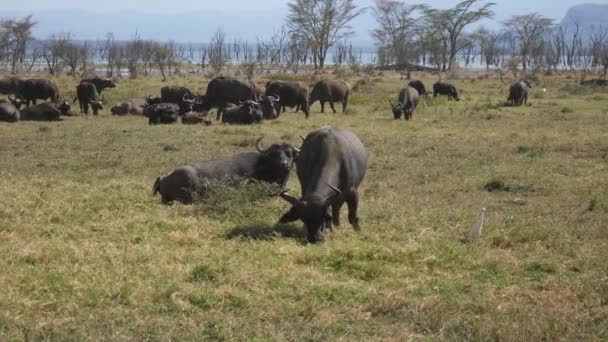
111, 98, 146, 116
20, 79, 60, 106
279, 126, 368, 243
198, 77, 256, 120
508, 80, 531, 106
0, 101, 20, 122
408, 80, 429, 96
309, 79, 350, 113
74, 82, 103, 115
433, 81, 459, 101
391, 86, 419, 120
265, 80, 310, 118
153, 136, 298, 204
80, 77, 116, 94
19, 101, 70, 121
222, 100, 263, 125
580, 79, 608, 87
0, 77, 24, 96
143, 102, 180, 125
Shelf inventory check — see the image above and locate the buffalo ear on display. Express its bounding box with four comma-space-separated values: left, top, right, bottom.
279, 206, 301, 224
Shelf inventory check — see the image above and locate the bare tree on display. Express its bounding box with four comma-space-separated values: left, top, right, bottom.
423, 0, 495, 70
287, 0, 365, 69
209, 29, 228, 74
504, 13, 554, 71
474, 27, 503, 70
42, 33, 69, 75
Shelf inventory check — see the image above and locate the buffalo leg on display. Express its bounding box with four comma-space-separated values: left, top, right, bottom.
332, 199, 344, 227
346, 191, 360, 230
320, 101, 325, 113
295, 104, 300, 113
329, 101, 337, 113
342, 98, 348, 113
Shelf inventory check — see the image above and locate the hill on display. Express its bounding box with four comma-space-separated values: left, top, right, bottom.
560, 3, 608, 31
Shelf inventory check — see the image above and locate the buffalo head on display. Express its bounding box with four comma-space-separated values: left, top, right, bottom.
390, 100, 403, 119
8, 95, 23, 109
256, 135, 298, 174
259, 95, 280, 119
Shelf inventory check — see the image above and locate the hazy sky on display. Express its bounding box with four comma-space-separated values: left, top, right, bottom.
8, 0, 586, 20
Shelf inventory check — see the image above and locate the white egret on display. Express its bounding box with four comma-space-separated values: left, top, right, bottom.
468, 207, 486, 241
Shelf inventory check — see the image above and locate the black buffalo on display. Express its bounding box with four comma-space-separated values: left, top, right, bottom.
19, 101, 70, 121
222, 101, 263, 125
508, 80, 532, 106
0, 77, 24, 96
265, 80, 310, 118
153, 136, 298, 204
391, 86, 419, 120
279, 126, 368, 243
198, 77, 256, 120
580, 79, 608, 87
20, 79, 60, 106
0, 101, 20, 122
80, 77, 116, 94
433, 81, 459, 101
408, 80, 429, 96
143, 102, 180, 125
309, 79, 350, 113
74, 82, 103, 115
258, 95, 280, 119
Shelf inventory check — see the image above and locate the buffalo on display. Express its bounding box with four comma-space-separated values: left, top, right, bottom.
74, 82, 103, 115
508, 80, 531, 106
433, 81, 459, 101
222, 100, 263, 125
265, 80, 310, 118
309, 79, 350, 113
391, 86, 419, 120
0, 77, 24, 96
254, 84, 266, 100
0, 100, 20, 122
258, 95, 280, 119
20, 79, 59, 106
198, 77, 256, 120
161, 86, 195, 113
111, 98, 146, 116
408, 80, 429, 96
80, 77, 116, 94
153, 136, 298, 204
279, 126, 368, 243
19, 101, 70, 121
580, 79, 608, 87
143, 102, 180, 125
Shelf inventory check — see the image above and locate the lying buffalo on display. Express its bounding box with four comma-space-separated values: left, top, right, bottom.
153, 136, 298, 204
265, 80, 310, 118
408, 80, 429, 96
198, 77, 256, 120
161, 86, 194, 113
222, 101, 263, 125
20, 79, 59, 106
433, 81, 459, 101
508, 80, 531, 106
143, 102, 180, 125
74, 82, 103, 115
111, 98, 146, 116
391, 86, 419, 120
309, 79, 350, 113
0, 101, 20, 122
580, 79, 608, 87
279, 126, 368, 243
258, 95, 280, 119
19, 101, 70, 121
80, 77, 116, 94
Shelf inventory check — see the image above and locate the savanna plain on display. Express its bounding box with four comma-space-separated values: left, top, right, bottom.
0, 71, 607, 340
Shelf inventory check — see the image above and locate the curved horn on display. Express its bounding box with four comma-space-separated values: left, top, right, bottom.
328, 184, 342, 195
292, 146, 300, 154
300, 135, 305, 142
147, 95, 153, 103
272, 95, 280, 103
182, 94, 194, 103
280, 189, 300, 206
256, 135, 265, 153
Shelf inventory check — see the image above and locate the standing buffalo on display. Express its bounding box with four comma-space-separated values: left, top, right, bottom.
265, 80, 310, 118
0, 77, 24, 96
508, 80, 531, 106
222, 101, 263, 125
279, 126, 368, 243
198, 77, 256, 120
80, 77, 116, 94
153, 136, 298, 204
20, 79, 59, 106
111, 98, 146, 116
19, 101, 71, 121
391, 86, 419, 120
0, 101, 20, 122
433, 81, 459, 101
74, 82, 103, 115
309, 79, 350, 113
408, 80, 429, 96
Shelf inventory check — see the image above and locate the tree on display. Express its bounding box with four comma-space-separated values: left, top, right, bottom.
209, 29, 228, 75
423, 0, 495, 70
504, 13, 554, 71
286, 0, 365, 69
371, 0, 421, 72
473, 27, 503, 70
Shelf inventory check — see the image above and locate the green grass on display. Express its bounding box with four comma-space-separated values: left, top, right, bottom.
1, 72, 607, 340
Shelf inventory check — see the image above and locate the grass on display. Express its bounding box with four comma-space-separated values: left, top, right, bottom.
1, 71, 607, 340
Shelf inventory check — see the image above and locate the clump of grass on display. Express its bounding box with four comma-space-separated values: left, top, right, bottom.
189, 265, 220, 283
483, 179, 534, 193
561, 106, 574, 113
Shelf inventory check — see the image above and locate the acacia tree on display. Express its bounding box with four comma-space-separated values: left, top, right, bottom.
286, 0, 365, 69
504, 13, 554, 71
423, 0, 495, 70
371, 0, 421, 72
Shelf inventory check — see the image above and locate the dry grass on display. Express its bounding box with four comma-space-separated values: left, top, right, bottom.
0, 71, 607, 340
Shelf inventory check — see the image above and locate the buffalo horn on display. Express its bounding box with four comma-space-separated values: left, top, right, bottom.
328, 184, 342, 195
256, 135, 265, 153
280, 190, 300, 206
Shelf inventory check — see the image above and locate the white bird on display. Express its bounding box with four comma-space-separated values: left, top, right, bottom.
542, 88, 547, 93
468, 207, 486, 241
